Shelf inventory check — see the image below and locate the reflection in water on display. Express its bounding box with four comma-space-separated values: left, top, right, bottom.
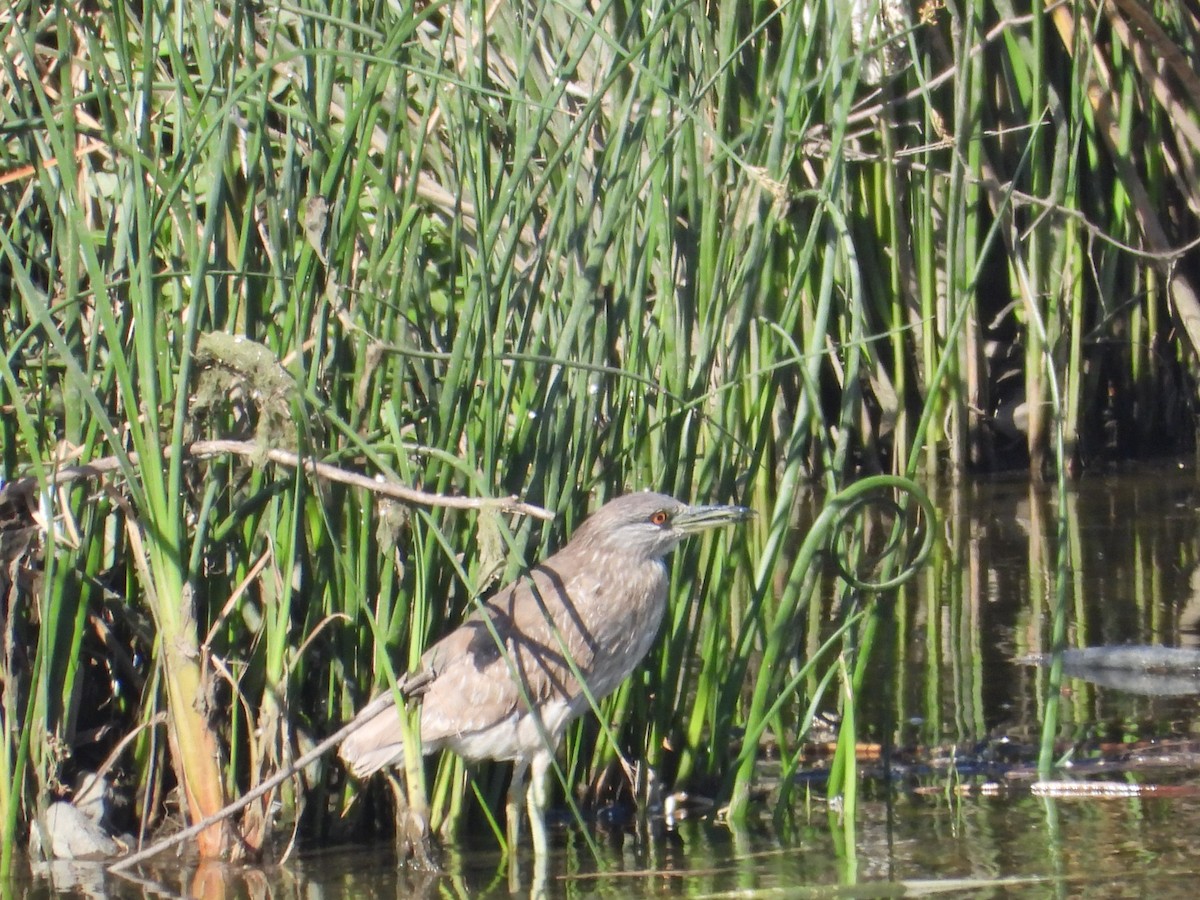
78, 799, 1200, 898
21, 465, 1200, 897
878, 466, 1200, 752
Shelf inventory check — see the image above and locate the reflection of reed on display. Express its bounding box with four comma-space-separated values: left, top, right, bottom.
885, 471, 1200, 753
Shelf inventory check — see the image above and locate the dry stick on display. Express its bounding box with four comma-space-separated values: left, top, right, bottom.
0, 439, 554, 521
0, 439, 549, 870
186, 440, 552, 519
1050, 2, 1200, 362
108, 694, 397, 874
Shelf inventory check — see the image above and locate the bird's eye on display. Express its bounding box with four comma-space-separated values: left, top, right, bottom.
649, 510, 670, 526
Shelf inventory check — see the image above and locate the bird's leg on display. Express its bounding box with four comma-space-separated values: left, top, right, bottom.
527, 751, 552, 859
506, 759, 530, 853
385, 770, 436, 869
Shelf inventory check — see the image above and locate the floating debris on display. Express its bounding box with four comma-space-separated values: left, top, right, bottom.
29, 773, 129, 862
1018, 646, 1200, 696
1031, 781, 1200, 799
30, 802, 119, 861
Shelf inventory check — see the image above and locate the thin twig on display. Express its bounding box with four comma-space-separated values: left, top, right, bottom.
107, 694, 398, 874
186, 440, 552, 518
0, 439, 554, 521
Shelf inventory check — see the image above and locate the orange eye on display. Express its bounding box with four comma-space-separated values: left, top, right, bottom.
650, 510, 669, 526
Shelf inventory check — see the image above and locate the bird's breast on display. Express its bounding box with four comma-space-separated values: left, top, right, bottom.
564, 556, 669, 696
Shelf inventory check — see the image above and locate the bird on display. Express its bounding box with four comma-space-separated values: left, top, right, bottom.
338, 491, 754, 857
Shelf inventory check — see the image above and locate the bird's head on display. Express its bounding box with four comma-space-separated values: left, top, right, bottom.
567, 491, 755, 563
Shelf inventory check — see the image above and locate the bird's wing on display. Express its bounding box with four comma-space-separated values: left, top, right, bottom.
339, 559, 606, 773
416, 561, 600, 744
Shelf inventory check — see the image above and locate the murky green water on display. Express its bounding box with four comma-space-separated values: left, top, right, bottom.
22, 463, 1200, 897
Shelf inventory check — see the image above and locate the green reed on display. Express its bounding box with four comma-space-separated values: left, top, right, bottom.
1, 0, 1197, 868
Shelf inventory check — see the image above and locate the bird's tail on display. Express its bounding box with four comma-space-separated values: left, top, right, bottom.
338, 699, 407, 778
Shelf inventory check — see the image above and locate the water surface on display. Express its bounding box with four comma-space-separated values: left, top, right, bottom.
27, 464, 1200, 897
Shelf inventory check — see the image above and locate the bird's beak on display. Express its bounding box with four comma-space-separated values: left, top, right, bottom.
673, 503, 756, 534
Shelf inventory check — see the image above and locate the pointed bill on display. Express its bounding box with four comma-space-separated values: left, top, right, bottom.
672, 503, 756, 534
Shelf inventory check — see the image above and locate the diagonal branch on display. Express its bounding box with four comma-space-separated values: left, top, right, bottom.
0, 440, 554, 521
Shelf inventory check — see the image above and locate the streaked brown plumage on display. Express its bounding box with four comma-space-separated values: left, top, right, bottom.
338, 491, 753, 855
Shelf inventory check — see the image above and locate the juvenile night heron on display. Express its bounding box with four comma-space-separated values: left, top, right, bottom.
338, 491, 753, 856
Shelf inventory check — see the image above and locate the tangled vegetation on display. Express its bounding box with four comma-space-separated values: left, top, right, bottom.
1, 0, 1197, 872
